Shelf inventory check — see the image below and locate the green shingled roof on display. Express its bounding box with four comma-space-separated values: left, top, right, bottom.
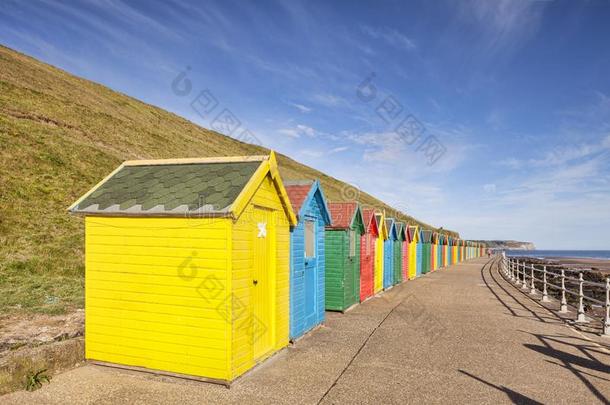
71, 161, 261, 215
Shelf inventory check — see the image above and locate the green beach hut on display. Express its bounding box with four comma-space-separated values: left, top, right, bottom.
325, 202, 365, 312
421, 230, 432, 274
393, 222, 406, 285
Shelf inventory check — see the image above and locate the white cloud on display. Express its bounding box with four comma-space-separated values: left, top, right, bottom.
289, 102, 312, 113
456, 0, 547, 58
312, 93, 348, 107
483, 184, 496, 193
361, 25, 416, 51
363, 147, 402, 162
486, 109, 505, 130
300, 149, 324, 158
299, 146, 349, 159
499, 136, 610, 170
277, 128, 299, 138
498, 158, 521, 169
277, 124, 317, 138
337, 123, 474, 173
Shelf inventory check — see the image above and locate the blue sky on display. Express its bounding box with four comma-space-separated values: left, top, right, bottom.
1, 0, 609, 249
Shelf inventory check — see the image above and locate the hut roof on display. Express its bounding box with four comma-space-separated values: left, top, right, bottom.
327, 202, 364, 233
68, 153, 296, 224
385, 218, 397, 240
284, 179, 332, 225
395, 222, 407, 241
407, 225, 419, 243
361, 208, 379, 236
374, 212, 388, 239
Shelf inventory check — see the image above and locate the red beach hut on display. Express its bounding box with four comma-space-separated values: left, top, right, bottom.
360, 208, 378, 302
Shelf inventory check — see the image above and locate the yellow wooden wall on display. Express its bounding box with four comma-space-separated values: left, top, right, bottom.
408, 228, 418, 279
408, 241, 416, 279
374, 235, 384, 293
230, 173, 290, 379
373, 214, 386, 293
85, 216, 232, 380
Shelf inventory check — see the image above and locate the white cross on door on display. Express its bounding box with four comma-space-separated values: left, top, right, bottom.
257, 222, 267, 238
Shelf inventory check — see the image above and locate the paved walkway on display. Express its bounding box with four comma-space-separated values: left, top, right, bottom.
3, 258, 609, 404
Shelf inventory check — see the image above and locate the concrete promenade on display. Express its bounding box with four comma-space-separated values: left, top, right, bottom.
3, 257, 609, 404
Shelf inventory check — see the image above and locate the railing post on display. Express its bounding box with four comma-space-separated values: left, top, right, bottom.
542, 266, 549, 303
530, 264, 536, 295
512, 259, 516, 280
604, 277, 610, 337
576, 272, 587, 323
521, 261, 528, 290
560, 269, 568, 313
515, 260, 521, 285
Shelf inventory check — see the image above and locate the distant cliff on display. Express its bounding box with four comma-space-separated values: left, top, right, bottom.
474, 240, 536, 250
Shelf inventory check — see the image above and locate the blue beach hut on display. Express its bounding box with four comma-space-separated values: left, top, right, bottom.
383, 218, 397, 289
285, 180, 332, 341
416, 230, 423, 277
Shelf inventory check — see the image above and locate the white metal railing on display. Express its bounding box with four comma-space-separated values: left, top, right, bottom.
499, 254, 610, 336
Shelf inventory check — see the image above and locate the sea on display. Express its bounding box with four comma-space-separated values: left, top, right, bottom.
504, 250, 610, 260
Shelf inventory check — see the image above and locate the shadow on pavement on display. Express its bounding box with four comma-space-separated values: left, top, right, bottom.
458, 369, 543, 405
480, 258, 560, 324
482, 260, 610, 403
522, 331, 610, 403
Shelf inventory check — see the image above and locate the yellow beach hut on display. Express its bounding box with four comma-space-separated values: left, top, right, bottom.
68, 153, 297, 385
373, 212, 388, 293
407, 225, 419, 280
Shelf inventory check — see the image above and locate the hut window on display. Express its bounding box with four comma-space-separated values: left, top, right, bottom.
349, 230, 356, 257
305, 220, 315, 258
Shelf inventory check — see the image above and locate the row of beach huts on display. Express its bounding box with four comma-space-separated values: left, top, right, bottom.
69, 152, 486, 385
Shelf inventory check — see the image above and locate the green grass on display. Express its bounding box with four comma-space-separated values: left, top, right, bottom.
25, 369, 51, 392
0, 45, 458, 316
0, 259, 84, 315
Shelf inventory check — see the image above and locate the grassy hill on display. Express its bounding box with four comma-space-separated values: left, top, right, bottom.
0, 45, 458, 315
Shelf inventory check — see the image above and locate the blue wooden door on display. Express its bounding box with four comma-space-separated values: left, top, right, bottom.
383, 239, 393, 289
303, 217, 317, 330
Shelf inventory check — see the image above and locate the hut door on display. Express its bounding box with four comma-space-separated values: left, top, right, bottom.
252, 207, 273, 361
346, 229, 357, 306
303, 217, 317, 327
